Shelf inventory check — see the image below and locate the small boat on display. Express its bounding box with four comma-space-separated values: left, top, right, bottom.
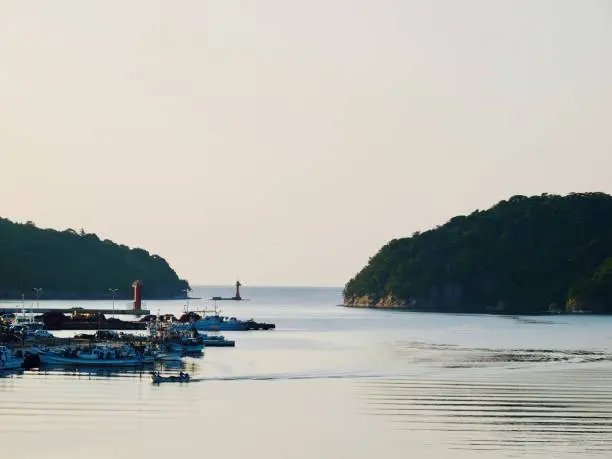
190, 313, 251, 331
153, 348, 184, 363
168, 324, 235, 347
151, 371, 190, 383
0, 346, 23, 371
198, 333, 235, 347
175, 309, 274, 331
11, 320, 48, 339
166, 335, 205, 354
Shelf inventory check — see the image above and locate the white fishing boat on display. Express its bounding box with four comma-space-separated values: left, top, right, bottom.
34, 344, 154, 367
171, 308, 256, 331
167, 323, 235, 347
166, 335, 205, 354
197, 333, 235, 347
0, 346, 23, 371
154, 348, 184, 363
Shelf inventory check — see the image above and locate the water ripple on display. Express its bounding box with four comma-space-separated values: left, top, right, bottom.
356, 366, 612, 456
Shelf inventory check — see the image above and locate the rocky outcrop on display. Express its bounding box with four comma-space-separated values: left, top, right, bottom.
343, 293, 406, 308
344, 294, 406, 308
344, 283, 465, 310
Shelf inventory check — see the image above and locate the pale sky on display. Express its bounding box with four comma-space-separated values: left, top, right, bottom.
1, 1, 611, 287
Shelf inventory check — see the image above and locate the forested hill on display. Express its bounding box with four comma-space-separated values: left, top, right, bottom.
0, 218, 190, 299
343, 193, 612, 314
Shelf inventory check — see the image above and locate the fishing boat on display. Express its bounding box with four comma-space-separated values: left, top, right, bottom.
147, 317, 204, 354
167, 323, 235, 347
151, 371, 190, 383
176, 307, 273, 331
188, 313, 251, 331
154, 349, 184, 363
0, 346, 23, 371
34, 344, 155, 367
166, 335, 205, 354
198, 333, 235, 347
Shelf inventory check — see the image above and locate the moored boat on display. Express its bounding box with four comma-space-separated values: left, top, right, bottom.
154, 349, 184, 363
0, 346, 23, 371
166, 335, 205, 354
190, 314, 250, 331
176, 309, 274, 331
197, 333, 235, 347
167, 323, 235, 347
34, 344, 154, 367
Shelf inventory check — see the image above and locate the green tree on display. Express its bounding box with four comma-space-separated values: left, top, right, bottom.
344, 193, 612, 314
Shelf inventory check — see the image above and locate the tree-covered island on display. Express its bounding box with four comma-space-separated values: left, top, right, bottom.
0, 218, 189, 299
343, 193, 612, 314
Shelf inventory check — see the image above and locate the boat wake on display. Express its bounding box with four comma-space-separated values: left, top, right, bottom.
188, 370, 390, 383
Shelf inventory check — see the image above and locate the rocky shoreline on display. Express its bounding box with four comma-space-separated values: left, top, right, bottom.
342, 302, 608, 315
342, 294, 606, 315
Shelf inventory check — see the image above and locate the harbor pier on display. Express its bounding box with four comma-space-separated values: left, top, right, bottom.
0, 306, 151, 316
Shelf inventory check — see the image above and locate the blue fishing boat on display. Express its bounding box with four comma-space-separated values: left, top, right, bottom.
0, 346, 23, 371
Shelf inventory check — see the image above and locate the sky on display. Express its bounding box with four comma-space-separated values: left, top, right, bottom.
1, 1, 611, 287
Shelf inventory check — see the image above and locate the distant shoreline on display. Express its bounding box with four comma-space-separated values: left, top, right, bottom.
340, 304, 609, 316
0, 295, 183, 303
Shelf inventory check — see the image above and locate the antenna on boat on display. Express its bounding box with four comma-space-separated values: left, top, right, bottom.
183, 288, 190, 313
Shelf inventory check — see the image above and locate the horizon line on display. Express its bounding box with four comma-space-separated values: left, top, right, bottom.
189, 284, 343, 289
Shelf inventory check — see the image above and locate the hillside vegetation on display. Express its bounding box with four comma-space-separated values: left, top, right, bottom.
0, 218, 189, 299
343, 193, 612, 314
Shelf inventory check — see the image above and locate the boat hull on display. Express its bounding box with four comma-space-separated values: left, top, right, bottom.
38, 353, 154, 367
0, 360, 23, 371
0, 346, 23, 371
151, 374, 190, 383
202, 339, 235, 347
167, 343, 204, 353
199, 336, 235, 347
154, 352, 184, 363
192, 322, 250, 331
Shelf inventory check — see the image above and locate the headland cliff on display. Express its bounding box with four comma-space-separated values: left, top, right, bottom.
343, 193, 612, 314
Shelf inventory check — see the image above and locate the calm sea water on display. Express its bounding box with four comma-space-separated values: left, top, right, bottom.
2, 286, 612, 458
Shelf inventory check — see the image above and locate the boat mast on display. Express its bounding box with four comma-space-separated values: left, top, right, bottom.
183, 288, 190, 313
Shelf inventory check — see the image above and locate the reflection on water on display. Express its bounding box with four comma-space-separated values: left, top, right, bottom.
2, 287, 612, 458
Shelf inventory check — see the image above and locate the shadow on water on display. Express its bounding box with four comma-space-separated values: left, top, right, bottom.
0, 368, 24, 378
25, 366, 151, 379
503, 315, 568, 325
23, 361, 199, 380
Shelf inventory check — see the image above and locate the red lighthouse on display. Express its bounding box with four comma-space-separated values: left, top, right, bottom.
132, 280, 142, 310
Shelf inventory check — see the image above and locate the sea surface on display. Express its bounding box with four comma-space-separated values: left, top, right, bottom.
2, 286, 612, 458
